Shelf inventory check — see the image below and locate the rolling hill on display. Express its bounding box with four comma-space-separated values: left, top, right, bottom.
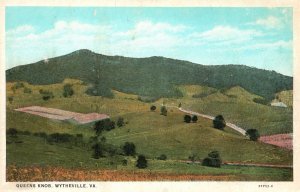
6, 49, 292, 100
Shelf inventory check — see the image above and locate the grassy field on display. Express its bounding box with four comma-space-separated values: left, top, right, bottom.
6, 80, 293, 181
160, 85, 293, 135
7, 135, 292, 181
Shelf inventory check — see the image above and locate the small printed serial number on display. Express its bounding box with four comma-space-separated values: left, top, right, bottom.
258, 184, 273, 188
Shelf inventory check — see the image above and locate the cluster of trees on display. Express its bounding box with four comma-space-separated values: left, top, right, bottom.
184, 115, 198, 123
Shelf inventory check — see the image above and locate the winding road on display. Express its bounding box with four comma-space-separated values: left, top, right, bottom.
165, 105, 246, 135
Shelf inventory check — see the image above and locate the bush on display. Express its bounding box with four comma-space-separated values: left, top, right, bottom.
40, 89, 54, 101
246, 129, 260, 141
122, 159, 128, 166
192, 115, 198, 123
202, 151, 222, 168
157, 154, 167, 160
160, 106, 167, 116
7, 128, 18, 137
184, 115, 192, 123
117, 117, 125, 127
188, 154, 197, 162
150, 105, 156, 111
213, 115, 226, 130
63, 84, 74, 97
136, 155, 147, 169
47, 133, 73, 143
122, 142, 136, 156
253, 98, 269, 105
8, 96, 13, 104
94, 119, 115, 135
23, 87, 32, 94
13, 82, 24, 90
92, 142, 105, 159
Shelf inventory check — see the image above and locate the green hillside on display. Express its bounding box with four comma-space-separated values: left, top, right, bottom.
6, 49, 292, 100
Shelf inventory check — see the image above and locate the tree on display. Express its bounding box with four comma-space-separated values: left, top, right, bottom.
92, 142, 105, 159
150, 105, 156, 111
178, 103, 182, 108
122, 142, 136, 156
246, 129, 260, 141
213, 115, 226, 130
184, 115, 192, 123
202, 151, 222, 168
192, 115, 198, 123
63, 84, 74, 97
136, 155, 147, 169
160, 106, 167, 116
117, 117, 125, 127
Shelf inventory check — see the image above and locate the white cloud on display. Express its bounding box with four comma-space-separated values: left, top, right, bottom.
248, 16, 283, 29
191, 25, 262, 44
6, 25, 35, 36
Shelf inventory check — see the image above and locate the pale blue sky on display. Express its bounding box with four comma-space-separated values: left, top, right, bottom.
6, 7, 293, 76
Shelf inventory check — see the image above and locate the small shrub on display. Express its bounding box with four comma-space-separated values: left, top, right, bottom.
122, 159, 128, 166
202, 151, 222, 168
160, 106, 167, 116
136, 155, 147, 169
184, 115, 192, 123
122, 142, 136, 156
253, 98, 269, 105
192, 115, 198, 123
92, 142, 105, 159
8, 96, 13, 104
23, 87, 32, 94
157, 154, 167, 160
63, 83, 74, 97
150, 105, 156, 111
188, 154, 197, 162
117, 117, 125, 127
7, 128, 18, 137
246, 129, 260, 141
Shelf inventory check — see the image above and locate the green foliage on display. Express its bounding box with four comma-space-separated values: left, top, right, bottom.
8, 96, 13, 104
94, 119, 115, 136
202, 151, 222, 168
117, 117, 125, 127
188, 154, 197, 162
213, 115, 226, 130
157, 154, 167, 161
246, 129, 260, 141
23, 87, 32, 94
150, 105, 156, 111
63, 83, 74, 97
184, 115, 192, 123
253, 98, 269, 105
122, 142, 136, 156
136, 155, 147, 169
192, 115, 198, 123
92, 142, 105, 159
39, 89, 54, 101
47, 133, 74, 143
6, 49, 292, 99
7, 128, 18, 137
160, 106, 167, 116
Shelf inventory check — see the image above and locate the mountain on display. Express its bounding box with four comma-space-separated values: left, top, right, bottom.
6, 49, 292, 100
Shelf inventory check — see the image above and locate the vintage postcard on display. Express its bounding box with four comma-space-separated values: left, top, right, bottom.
0, 0, 299, 192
